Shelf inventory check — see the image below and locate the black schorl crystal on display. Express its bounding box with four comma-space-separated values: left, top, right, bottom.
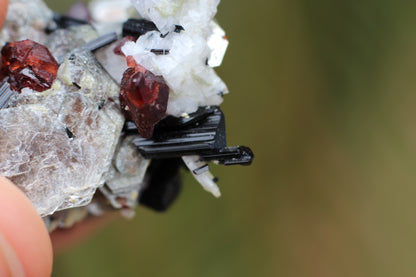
139, 158, 183, 211
125, 106, 226, 158
150, 49, 170, 55
122, 19, 158, 38
174, 25, 185, 33
124, 106, 254, 166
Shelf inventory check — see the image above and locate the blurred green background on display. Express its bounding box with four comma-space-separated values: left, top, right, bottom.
45, 0, 416, 276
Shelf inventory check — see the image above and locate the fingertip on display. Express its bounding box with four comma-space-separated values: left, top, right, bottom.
0, 176, 53, 277
51, 212, 116, 254
0, 0, 9, 29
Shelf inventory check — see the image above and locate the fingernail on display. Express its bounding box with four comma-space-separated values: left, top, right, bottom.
0, 232, 25, 277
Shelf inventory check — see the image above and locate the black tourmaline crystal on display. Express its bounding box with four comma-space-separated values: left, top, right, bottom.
122, 19, 158, 38
139, 158, 183, 211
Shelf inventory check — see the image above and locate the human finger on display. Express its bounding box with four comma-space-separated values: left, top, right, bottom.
0, 0, 9, 29
50, 213, 116, 254
0, 175, 53, 277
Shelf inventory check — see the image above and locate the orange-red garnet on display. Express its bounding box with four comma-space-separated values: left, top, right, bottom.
120, 56, 169, 138
1, 39, 59, 92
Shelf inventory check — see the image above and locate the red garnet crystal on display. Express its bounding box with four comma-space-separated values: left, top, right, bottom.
120, 56, 169, 139
1, 39, 59, 92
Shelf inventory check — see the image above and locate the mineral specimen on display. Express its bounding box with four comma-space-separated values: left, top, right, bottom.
0, 0, 254, 230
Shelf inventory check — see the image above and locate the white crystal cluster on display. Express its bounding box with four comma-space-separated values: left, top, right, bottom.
123, 0, 228, 116
131, 0, 220, 34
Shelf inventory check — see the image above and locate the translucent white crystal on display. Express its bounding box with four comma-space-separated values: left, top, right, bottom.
207, 21, 229, 67
182, 156, 221, 197
95, 42, 129, 82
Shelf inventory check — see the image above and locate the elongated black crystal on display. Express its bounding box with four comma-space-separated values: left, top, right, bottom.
83, 32, 118, 52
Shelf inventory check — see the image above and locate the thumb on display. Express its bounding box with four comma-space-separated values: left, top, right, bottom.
0, 176, 53, 277
0, 0, 8, 29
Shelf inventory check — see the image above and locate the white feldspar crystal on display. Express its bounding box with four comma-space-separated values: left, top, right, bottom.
123, 0, 228, 116
182, 156, 221, 197
207, 21, 229, 67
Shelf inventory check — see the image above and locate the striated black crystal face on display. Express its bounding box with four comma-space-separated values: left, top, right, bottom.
124, 105, 254, 165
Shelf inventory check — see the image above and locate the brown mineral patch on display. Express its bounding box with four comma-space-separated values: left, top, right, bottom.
56, 149, 67, 162
18, 164, 30, 174
72, 96, 84, 114
86, 115, 94, 127
63, 114, 79, 135
9, 174, 28, 187
63, 114, 73, 125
